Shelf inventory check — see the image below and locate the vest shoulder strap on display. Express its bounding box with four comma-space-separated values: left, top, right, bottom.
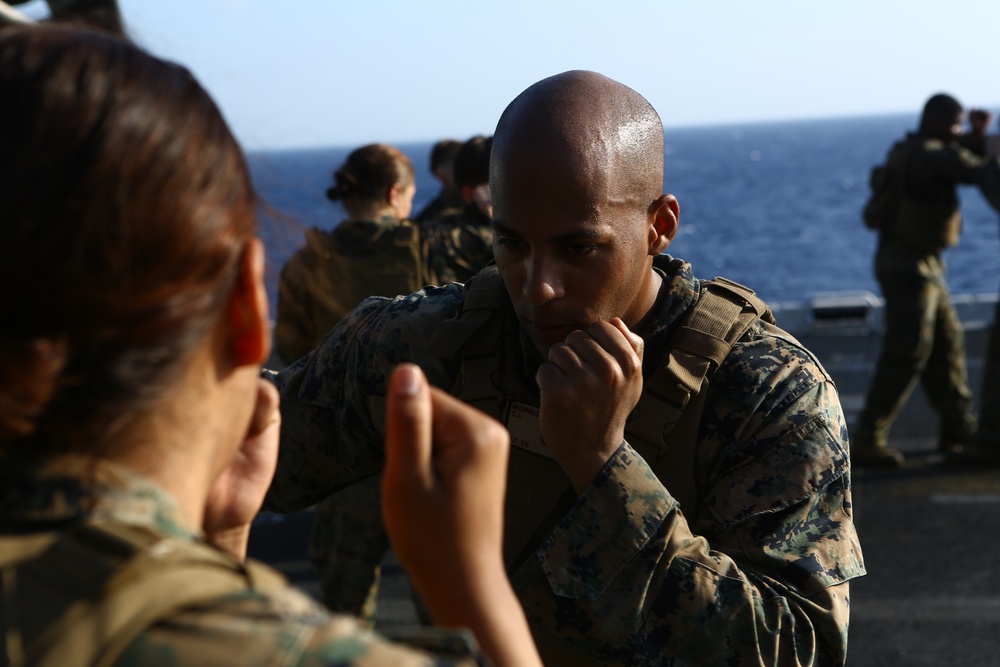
429, 268, 773, 518
626, 277, 772, 514
1, 518, 285, 667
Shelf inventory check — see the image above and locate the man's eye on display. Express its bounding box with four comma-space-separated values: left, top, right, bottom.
495, 236, 523, 249
567, 244, 596, 256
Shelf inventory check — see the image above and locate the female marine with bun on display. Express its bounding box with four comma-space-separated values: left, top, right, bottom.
0, 24, 539, 667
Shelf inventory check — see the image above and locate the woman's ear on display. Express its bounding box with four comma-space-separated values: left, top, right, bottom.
387, 182, 402, 207
226, 238, 271, 367
647, 194, 679, 255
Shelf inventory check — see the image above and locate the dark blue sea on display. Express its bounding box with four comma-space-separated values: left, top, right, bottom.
248, 113, 1000, 310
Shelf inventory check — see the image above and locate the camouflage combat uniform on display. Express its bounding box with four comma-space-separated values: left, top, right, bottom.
275, 215, 493, 366
414, 185, 465, 224
268, 255, 865, 666
0, 455, 480, 666
437, 204, 494, 274
419, 217, 494, 287
854, 133, 993, 462
274, 216, 427, 367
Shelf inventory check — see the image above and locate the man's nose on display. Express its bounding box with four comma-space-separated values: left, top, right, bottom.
522, 255, 562, 305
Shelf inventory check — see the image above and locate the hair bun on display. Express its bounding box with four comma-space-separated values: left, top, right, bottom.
326, 169, 358, 202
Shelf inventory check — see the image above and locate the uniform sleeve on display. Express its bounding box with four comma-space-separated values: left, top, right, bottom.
265, 287, 465, 513
274, 250, 319, 367
515, 334, 865, 666
929, 142, 990, 187
118, 587, 482, 667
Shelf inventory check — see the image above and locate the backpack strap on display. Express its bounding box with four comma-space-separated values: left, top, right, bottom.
626, 277, 772, 514
1, 518, 284, 667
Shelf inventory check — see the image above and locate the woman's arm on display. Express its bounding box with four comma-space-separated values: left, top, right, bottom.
382, 364, 543, 667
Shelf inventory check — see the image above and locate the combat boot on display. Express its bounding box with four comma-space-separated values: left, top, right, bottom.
852, 443, 905, 468
850, 429, 904, 469
938, 419, 979, 464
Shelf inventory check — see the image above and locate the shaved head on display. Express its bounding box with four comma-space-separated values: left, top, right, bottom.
488, 71, 678, 355
491, 70, 665, 207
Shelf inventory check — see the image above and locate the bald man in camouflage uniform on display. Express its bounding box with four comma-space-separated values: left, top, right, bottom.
268, 71, 864, 666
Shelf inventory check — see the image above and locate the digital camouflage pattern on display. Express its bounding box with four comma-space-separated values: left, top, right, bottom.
268, 255, 866, 666
420, 215, 494, 287
308, 475, 387, 626
0, 455, 480, 667
435, 204, 495, 278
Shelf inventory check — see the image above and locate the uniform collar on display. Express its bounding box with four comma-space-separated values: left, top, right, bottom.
634, 254, 700, 373
0, 454, 196, 541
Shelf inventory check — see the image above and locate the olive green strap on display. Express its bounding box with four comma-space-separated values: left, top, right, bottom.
2, 520, 284, 667
627, 277, 771, 515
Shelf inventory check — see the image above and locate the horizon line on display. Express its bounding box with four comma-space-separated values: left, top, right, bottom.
249, 106, 1000, 154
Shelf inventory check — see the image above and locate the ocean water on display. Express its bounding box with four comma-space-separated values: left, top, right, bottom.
248, 113, 1000, 309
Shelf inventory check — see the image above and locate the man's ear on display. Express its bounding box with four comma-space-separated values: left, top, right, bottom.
226, 237, 271, 368
647, 194, 679, 255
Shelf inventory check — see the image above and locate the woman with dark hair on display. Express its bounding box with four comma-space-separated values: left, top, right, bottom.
276, 142, 500, 624
274, 143, 495, 366
0, 25, 540, 667
274, 143, 424, 365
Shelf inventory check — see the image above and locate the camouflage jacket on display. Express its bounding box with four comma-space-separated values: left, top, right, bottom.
0, 455, 479, 666
414, 185, 465, 224
419, 213, 494, 287
274, 216, 425, 365
274, 215, 492, 366
878, 132, 997, 254
269, 255, 866, 666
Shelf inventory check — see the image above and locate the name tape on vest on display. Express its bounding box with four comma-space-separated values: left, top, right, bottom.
503, 400, 555, 460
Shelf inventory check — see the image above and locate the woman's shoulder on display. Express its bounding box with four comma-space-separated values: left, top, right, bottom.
121, 583, 478, 666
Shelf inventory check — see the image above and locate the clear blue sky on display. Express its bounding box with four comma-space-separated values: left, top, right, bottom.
20, 0, 1000, 150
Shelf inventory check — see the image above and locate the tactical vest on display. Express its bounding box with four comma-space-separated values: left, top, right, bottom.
0, 518, 285, 667
282, 222, 427, 356
427, 265, 773, 567
875, 136, 962, 254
